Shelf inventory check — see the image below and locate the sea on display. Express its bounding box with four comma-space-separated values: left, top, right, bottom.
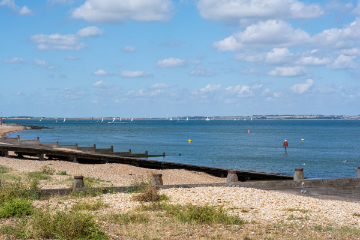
4, 118, 360, 180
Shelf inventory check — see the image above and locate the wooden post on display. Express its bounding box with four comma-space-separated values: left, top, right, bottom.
227, 170, 238, 183
152, 174, 163, 186
294, 168, 304, 180
73, 176, 84, 190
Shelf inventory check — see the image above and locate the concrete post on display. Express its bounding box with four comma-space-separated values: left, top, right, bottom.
227, 170, 238, 183
163, 152, 165, 156
129, 149, 131, 154
357, 167, 360, 178
111, 146, 113, 152
151, 173, 163, 186
145, 151, 148, 156
93, 144, 96, 149
73, 176, 84, 190
56, 142, 59, 147
294, 168, 304, 180
37, 154, 45, 161
17, 135, 20, 144
75, 143, 78, 149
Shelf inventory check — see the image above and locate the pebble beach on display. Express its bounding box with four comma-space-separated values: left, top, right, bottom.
1, 125, 360, 238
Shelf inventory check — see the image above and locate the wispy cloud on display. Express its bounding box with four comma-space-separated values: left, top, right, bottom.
120, 70, 152, 78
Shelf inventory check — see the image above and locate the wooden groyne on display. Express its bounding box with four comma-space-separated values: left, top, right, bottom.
2, 123, 53, 130
0, 142, 293, 181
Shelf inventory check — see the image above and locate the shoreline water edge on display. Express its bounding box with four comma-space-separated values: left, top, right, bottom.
0, 125, 25, 138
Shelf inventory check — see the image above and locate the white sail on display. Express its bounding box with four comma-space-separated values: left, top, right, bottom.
186, 117, 188, 121
206, 117, 210, 121
101, 118, 103, 122
63, 118, 65, 122
112, 118, 115, 122
170, 117, 172, 121
251, 117, 252, 121
131, 118, 133, 121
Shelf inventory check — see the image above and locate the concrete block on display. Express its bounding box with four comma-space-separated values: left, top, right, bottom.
70, 156, 78, 163
227, 170, 238, 183
73, 176, 84, 190
152, 173, 163, 186
294, 168, 304, 181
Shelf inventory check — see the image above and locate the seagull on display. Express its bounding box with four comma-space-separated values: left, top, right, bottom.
303, 163, 305, 165
343, 160, 348, 163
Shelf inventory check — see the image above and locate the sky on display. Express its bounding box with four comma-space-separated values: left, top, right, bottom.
1, 0, 360, 118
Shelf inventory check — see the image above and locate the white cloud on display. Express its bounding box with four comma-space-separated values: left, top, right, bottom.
92, 69, 107, 76
120, 70, 152, 78
213, 20, 310, 51
189, 66, 216, 77
18, 6, 32, 15
59, 87, 86, 100
327, 0, 353, 12
340, 48, 360, 56
148, 83, 169, 89
0, 0, 16, 10
296, 56, 332, 65
157, 58, 186, 67
268, 66, 307, 77
327, 54, 358, 69
93, 80, 107, 88
71, 0, 173, 23
290, 79, 314, 94
48, 66, 55, 70
311, 18, 360, 48
200, 84, 221, 93
197, 0, 323, 23
3, 57, 28, 63
265, 48, 294, 64
16, 91, 25, 96
353, 0, 360, 14
234, 52, 265, 62
77, 26, 104, 37
33, 59, 48, 66
225, 85, 252, 97
65, 55, 78, 60
122, 46, 137, 52
29, 34, 87, 51
0, 0, 33, 15
47, 0, 74, 5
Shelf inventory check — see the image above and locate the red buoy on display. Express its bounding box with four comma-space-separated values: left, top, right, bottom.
283, 140, 288, 153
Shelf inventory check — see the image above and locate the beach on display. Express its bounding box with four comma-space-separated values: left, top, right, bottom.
0, 125, 25, 138
0, 124, 360, 239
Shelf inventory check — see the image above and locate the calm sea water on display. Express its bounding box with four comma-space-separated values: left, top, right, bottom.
4, 119, 360, 179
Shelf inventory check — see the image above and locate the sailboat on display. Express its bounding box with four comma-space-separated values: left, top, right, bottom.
91, 117, 94, 122
244, 118, 246, 121
169, 117, 172, 121
131, 118, 133, 121
101, 118, 103, 122
186, 117, 188, 121
206, 117, 210, 121
251, 117, 253, 121
63, 118, 66, 122
112, 118, 115, 122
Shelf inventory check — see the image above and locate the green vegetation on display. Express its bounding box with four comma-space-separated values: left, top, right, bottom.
72, 199, 109, 211
0, 165, 11, 174
111, 212, 150, 225
136, 202, 245, 225
287, 208, 310, 213
56, 170, 68, 176
0, 198, 32, 218
1, 209, 108, 240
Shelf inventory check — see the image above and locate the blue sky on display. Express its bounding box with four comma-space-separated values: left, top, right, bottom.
1, 0, 359, 118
